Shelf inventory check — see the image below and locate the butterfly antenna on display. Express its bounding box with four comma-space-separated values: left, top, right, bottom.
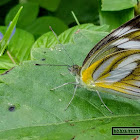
35, 63, 70, 67
50, 82, 77, 91
96, 90, 113, 114
49, 26, 74, 65
64, 84, 78, 111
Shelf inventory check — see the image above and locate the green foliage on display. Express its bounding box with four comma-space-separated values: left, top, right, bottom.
0, 6, 23, 56
25, 16, 68, 39
99, 0, 135, 31
102, 0, 137, 11
0, 0, 139, 139
55, 0, 99, 25
0, 115, 140, 139
99, 8, 134, 31
5, 3, 39, 28
0, 27, 34, 74
28, 0, 61, 11
32, 24, 109, 50
0, 0, 11, 6
0, 33, 140, 139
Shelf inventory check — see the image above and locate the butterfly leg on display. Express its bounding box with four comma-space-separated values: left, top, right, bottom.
50, 82, 77, 91
60, 72, 69, 76
64, 84, 78, 111
96, 90, 113, 114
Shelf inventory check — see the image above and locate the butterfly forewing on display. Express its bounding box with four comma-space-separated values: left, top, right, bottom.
80, 15, 140, 98
82, 15, 140, 71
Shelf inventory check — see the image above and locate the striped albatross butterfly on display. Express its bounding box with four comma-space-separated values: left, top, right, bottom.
36, 15, 140, 113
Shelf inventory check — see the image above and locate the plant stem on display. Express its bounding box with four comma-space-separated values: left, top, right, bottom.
71, 11, 80, 25
7, 51, 16, 65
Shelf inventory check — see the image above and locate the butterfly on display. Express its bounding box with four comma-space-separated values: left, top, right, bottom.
66, 15, 140, 111
36, 15, 140, 113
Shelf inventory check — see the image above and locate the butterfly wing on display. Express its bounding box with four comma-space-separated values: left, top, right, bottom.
81, 15, 140, 98
81, 50, 140, 98
82, 15, 140, 70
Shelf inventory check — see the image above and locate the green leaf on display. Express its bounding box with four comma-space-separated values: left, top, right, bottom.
0, 36, 140, 139
27, 0, 61, 11
31, 23, 109, 50
102, 0, 137, 11
5, 3, 39, 28
8, 28, 35, 63
134, 1, 140, 15
0, 26, 34, 73
55, 0, 99, 25
57, 24, 109, 44
73, 29, 108, 44
0, 115, 140, 139
99, 7, 134, 31
0, 55, 15, 74
39, 0, 61, 12
0, 6, 23, 56
0, 0, 11, 6
25, 16, 68, 39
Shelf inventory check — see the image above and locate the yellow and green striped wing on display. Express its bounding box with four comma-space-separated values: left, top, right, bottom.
81, 50, 140, 98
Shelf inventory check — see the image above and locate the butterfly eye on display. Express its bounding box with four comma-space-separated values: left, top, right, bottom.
67, 65, 76, 76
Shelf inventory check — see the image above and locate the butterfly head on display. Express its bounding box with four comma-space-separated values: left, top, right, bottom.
68, 65, 81, 76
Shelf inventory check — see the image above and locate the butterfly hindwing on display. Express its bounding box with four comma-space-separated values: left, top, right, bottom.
81, 49, 140, 98
94, 51, 140, 97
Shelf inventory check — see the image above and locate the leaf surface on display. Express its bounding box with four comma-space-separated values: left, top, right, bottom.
0, 30, 140, 139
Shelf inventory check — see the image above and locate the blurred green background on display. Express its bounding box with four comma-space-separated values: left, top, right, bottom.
0, 0, 138, 39
0, 0, 139, 73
